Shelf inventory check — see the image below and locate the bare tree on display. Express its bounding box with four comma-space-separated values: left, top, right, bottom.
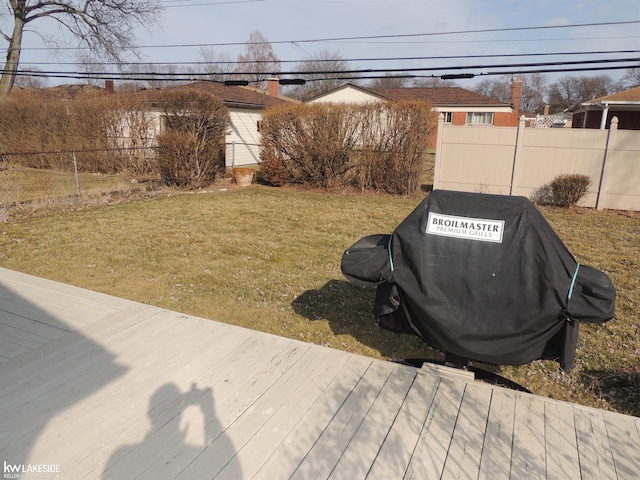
473, 75, 513, 103
197, 46, 234, 83
412, 77, 458, 88
368, 73, 411, 90
473, 74, 547, 113
617, 66, 640, 90
283, 49, 355, 101
520, 73, 547, 114
12, 65, 49, 88
0, 0, 163, 96
547, 74, 614, 112
234, 30, 280, 90
123, 63, 189, 90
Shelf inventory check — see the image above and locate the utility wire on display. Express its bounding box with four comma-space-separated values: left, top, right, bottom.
9, 56, 638, 78
16, 20, 640, 51
5, 62, 636, 84
16, 49, 640, 67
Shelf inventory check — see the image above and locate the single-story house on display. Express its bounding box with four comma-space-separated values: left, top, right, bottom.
571, 85, 640, 130
130, 80, 299, 167
307, 81, 520, 124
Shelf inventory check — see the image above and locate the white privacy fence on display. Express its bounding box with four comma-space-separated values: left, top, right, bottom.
433, 115, 640, 211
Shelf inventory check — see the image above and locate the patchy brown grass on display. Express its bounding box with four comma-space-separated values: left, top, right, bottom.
0, 187, 638, 416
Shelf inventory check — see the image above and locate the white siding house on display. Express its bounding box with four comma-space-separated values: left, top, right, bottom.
308, 85, 387, 105
128, 81, 298, 168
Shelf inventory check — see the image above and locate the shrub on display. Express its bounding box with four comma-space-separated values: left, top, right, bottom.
260, 103, 361, 189
0, 95, 158, 175
357, 101, 435, 195
0, 96, 109, 171
101, 96, 159, 177
550, 174, 592, 207
260, 101, 436, 194
155, 91, 230, 189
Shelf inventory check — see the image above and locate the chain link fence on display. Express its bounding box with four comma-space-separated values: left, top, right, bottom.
0, 148, 164, 222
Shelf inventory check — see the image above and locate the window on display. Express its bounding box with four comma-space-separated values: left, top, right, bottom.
443, 112, 453, 124
466, 112, 494, 125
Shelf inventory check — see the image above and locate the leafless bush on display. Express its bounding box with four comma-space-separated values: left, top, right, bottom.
357, 101, 436, 195
260, 101, 436, 194
551, 174, 592, 207
155, 91, 230, 188
100, 96, 159, 177
260, 103, 361, 189
0, 96, 105, 171
0, 95, 158, 175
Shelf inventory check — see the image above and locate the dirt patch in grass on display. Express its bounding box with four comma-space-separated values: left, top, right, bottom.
1, 187, 638, 416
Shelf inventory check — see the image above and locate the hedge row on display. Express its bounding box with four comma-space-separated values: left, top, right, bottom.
0, 91, 230, 188
259, 101, 437, 195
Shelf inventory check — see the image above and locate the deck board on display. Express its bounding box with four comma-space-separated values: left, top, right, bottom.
328, 365, 417, 480
1, 267, 639, 480
216, 350, 351, 480
545, 401, 581, 480
477, 387, 516, 480
441, 383, 493, 480
401, 375, 463, 480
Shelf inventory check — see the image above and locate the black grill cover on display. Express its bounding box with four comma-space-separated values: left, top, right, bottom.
341, 190, 616, 371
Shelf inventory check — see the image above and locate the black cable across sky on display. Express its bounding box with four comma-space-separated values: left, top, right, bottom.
5, 57, 637, 84
16, 49, 640, 67
16, 20, 640, 51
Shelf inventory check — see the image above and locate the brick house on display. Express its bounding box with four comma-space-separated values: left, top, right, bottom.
306, 79, 521, 144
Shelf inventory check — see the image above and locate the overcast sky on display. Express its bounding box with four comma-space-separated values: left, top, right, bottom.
9, 0, 640, 86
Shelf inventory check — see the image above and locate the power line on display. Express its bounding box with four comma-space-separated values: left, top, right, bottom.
11, 56, 638, 78
5, 59, 637, 84
16, 49, 640, 67
16, 20, 640, 51
280, 21, 640, 44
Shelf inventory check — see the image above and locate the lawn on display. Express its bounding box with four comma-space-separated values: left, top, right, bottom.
1, 184, 638, 416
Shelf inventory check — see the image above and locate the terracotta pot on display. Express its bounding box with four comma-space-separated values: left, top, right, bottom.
233, 167, 254, 187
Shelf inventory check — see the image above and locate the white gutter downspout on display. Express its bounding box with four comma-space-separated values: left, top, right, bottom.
599, 102, 609, 130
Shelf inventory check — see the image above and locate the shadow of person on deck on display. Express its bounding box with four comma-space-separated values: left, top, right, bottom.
0, 279, 127, 475
103, 382, 242, 479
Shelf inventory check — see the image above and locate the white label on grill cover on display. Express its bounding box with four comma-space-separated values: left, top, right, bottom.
426, 213, 505, 243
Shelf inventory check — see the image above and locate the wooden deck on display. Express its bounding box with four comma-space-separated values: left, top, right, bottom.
1, 267, 639, 479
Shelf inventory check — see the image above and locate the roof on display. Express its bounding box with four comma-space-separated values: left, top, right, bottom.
369, 86, 509, 107
580, 86, 640, 106
9, 84, 107, 100
141, 81, 299, 109
9, 81, 299, 108
307, 83, 509, 107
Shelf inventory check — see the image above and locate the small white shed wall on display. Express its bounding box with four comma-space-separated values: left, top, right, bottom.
225, 107, 263, 167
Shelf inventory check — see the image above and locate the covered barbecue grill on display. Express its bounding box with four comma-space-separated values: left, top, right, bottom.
341, 190, 616, 372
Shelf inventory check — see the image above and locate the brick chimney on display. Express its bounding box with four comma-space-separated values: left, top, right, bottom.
511, 76, 523, 124
267, 77, 279, 97
105, 80, 115, 94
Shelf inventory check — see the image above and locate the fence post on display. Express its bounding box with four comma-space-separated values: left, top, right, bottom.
509, 115, 526, 196
72, 151, 81, 197
433, 113, 445, 191
596, 116, 618, 210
